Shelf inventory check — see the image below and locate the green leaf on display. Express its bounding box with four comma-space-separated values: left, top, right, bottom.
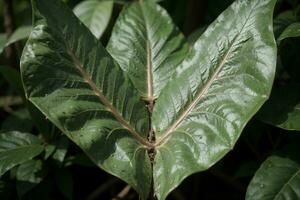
152, 0, 277, 198
16, 160, 48, 197
21, 0, 151, 198
52, 136, 69, 165
257, 84, 300, 131
0, 66, 23, 94
54, 168, 73, 200
21, 0, 278, 199
278, 22, 300, 41
1, 108, 33, 132
246, 155, 300, 200
0, 131, 44, 176
73, 0, 113, 39
273, 10, 298, 39
6, 26, 32, 47
107, 0, 189, 100
0, 34, 7, 54
0, 26, 32, 54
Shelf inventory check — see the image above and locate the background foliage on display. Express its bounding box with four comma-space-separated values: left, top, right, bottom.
0, 0, 299, 199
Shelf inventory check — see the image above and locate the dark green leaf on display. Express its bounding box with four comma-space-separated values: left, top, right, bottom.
278, 22, 300, 41
0, 131, 44, 176
16, 160, 48, 197
273, 10, 298, 39
258, 84, 300, 131
0, 66, 23, 94
246, 155, 300, 200
52, 136, 69, 165
1, 108, 33, 132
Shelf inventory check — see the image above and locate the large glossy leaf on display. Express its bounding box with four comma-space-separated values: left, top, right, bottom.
152, 0, 277, 198
21, 0, 277, 199
258, 84, 300, 131
21, 0, 151, 198
73, 0, 113, 39
107, 0, 188, 100
0, 131, 44, 176
246, 155, 300, 200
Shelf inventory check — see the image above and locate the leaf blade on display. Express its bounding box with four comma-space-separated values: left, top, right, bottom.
21, 0, 152, 198
0, 131, 44, 176
246, 155, 300, 200
73, 0, 113, 39
152, 0, 277, 198
107, 1, 189, 99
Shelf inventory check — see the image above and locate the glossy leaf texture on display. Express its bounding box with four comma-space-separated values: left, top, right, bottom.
21, 0, 151, 198
152, 0, 277, 199
258, 84, 300, 131
0, 131, 44, 176
73, 0, 113, 39
107, 0, 188, 100
246, 155, 300, 200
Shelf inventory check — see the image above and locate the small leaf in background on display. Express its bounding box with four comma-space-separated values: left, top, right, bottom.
73, 0, 113, 39
0, 34, 7, 54
246, 155, 300, 200
52, 137, 69, 166
54, 168, 73, 200
273, 10, 298, 39
16, 160, 48, 197
44, 144, 56, 160
258, 84, 300, 131
280, 37, 300, 82
0, 26, 32, 54
234, 161, 260, 178
0, 66, 23, 94
1, 108, 33, 132
278, 22, 300, 41
0, 131, 44, 176
5, 26, 32, 47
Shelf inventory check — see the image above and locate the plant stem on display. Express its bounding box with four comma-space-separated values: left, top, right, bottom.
112, 185, 131, 200
3, 0, 19, 68
85, 178, 119, 200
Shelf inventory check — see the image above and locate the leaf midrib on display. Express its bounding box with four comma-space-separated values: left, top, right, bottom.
154, 3, 257, 147
0, 144, 43, 154
273, 166, 300, 200
66, 47, 153, 148
139, 1, 154, 102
